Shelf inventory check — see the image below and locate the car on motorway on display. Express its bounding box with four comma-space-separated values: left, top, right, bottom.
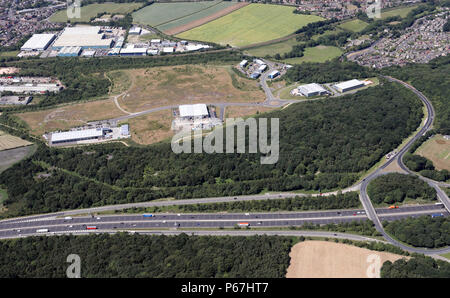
245, 213, 250, 216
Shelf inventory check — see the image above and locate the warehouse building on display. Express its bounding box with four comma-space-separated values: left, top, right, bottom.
179, 104, 209, 119
120, 47, 147, 56
297, 83, 328, 97
239, 59, 248, 68
333, 79, 365, 93
128, 27, 142, 35
250, 72, 261, 79
57, 46, 82, 57
258, 64, 267, 72
52, 26, 113, 50
51, 127, 109, 144
21, 33, 56, 51
121, 124, 130, 136
268, 70, 280, 79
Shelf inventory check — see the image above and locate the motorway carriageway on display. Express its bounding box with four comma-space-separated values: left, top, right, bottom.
0, 204, 447, 239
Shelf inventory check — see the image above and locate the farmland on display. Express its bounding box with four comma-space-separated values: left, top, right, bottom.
114, 65, 265, 113
415, 135, 450, 171
283, 45, 343, 64
132, 0, 243, 34
339, 19, 369, 32
177, 4, 323, 47
0, 131, 32, 151
49, 3, 144, 23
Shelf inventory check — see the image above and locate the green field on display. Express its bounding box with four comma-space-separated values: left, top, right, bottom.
177, 4, 323, 47
283, 46, 343, 64
49, 3, 144, 23
338, 19, 369, 32
381, 5, 419, 19
245, 28, 342, 57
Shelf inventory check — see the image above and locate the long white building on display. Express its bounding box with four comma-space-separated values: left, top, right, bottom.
179, 104, 209, 118
333, 79, 365, 93
51, 128, 107, 144
21, 34, 56, 51
297, 83, 328, 97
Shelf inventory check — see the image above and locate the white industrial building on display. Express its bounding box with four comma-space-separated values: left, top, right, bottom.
163, 47, 174, 53
119, 46, 147, 56
268, 70, 280, 79
333, 79, 365, 93
258, 64, 267, 72
179, 104, 209, 118
297, 83, 328, 97
21, 34, 56, 51
128, 27, 142, 35
51, 128, 108, 144
53, 26, 113, 49
239, 59, 248, 68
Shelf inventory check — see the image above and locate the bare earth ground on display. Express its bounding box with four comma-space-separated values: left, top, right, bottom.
286, 241, 406, 278
18, 99, 126, 136
381, 159, 408, 174
164, 2, 249, 36
225, 106, 276, 119
0, 67, 19, 74
125, 110, 173, 145
117, 65, 265, 113
416, 134, 450, 171
0, 131, 32, 151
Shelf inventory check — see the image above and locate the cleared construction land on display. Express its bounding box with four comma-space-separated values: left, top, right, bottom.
17, 99, 126, 136
114, 65, 265, 113
177, 4, 323, 47
0, 131, 32, 151
416, 134, 450, 171
286, 241, 406, 278
124, 110, 173, 145
50, 3, 144, 23
132, 0, 243, 34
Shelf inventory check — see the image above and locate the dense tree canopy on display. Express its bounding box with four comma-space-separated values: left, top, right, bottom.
367, 173, 437, 205
381, 255, 450, 278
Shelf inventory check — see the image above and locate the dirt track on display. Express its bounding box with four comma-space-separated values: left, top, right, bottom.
164, 2, 248, 36
286, 241, 407, 278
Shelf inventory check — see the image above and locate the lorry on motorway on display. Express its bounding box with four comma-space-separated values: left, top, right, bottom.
388, 205, 399, 209
142, 214, 154, 218
431, 213, 444, 218
36, 229, 49, 233
64, 217, 72, 220
237, 222, 250, 227
86, 226, 97, 230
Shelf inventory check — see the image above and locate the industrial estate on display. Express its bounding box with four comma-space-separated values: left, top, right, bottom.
0, 0, 449, 282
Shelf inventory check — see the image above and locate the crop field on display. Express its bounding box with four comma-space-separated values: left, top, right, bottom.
381, 5, 419, 19
17, 99, 126, 136
283, 45, 343, 64
177, 4, 323, 47
49, 3, 144, 23
132, 0, 243, 33
0, 131, 32, 151
113, 65, 265, 113
416, 134, 450, 171
286, 241, 406, 278
339, 19, 369, 32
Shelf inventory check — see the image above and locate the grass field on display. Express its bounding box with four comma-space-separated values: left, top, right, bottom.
0, 51, 19, 57
0, 144, 36, 174
415, 134, 450, 171
132, 0, 239, 33
0, 131, 32, 151
381, 5, 419, 19
50, 3, 144, 23
114, 65, 265, 113
124, 110, 173, 145
283, 45, 343, 64
18, 99, 126, 136
339, 19, 369, 32
442, 253, 450, 260
177, 4, 323, 47
245, 28, 343, 57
